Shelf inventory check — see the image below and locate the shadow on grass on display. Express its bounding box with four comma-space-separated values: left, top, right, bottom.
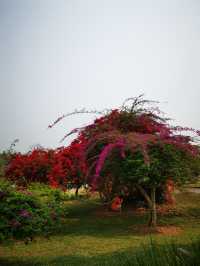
1, 239, 200, 266
52, 199, 149, 238
43, 197, 197, 239
52, 198, 191, 239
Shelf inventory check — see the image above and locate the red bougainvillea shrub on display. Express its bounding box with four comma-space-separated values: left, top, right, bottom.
6, 141, 87, 193
49, 96, 199, 189
5, 149, 54, 185
47, 138, 87, 192
49, 95, 200, 226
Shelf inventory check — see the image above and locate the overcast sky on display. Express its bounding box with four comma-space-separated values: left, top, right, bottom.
0, 0, 200, 152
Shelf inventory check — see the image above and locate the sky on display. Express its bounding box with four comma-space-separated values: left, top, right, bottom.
0, 0, 200, 152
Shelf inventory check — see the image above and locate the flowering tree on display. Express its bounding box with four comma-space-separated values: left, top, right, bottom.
50, 95, 200, 227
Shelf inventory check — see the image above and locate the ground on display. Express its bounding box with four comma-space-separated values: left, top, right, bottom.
0, 189, 200, 266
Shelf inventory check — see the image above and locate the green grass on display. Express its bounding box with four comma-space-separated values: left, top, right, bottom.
183, 177, 200, 188
0, 189, 200, 266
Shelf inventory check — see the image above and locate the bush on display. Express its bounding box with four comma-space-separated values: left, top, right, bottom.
5, 149, 54, 185
0, 179, 66, 242
5, 145, 87, 192
0, 151, 13, 178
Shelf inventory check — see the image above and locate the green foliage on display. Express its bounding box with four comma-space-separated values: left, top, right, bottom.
101, 143, 199, 190
0, 151, 12, 178
0, 179, 66, 243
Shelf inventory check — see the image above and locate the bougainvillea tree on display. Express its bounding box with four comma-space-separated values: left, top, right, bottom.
49, 95, 200, 227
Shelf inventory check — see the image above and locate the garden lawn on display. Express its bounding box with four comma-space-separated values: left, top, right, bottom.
0, 190, 200, 266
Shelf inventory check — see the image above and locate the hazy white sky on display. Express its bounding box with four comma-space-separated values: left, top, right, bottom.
0, 0, 200, 152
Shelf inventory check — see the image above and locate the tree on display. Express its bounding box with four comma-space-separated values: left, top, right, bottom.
49, 95, 200, 227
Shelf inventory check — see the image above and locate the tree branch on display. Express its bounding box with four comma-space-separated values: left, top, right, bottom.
135, 184, 152, 208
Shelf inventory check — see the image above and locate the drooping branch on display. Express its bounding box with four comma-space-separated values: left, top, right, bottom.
91, 139, 126, 189
59, 127, 85, 142
48, 108, 106, 129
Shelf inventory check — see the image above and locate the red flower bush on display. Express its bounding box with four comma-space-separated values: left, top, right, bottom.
48, 95, 200, 191
47, 139, 87, 190
48, 95, 200, 227
6, 149, 54, 185
6, 141, 87, 191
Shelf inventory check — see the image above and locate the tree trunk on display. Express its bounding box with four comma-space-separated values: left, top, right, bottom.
148, 187, 157, 227
75, 186, 79, 197
136, 184, 157, 228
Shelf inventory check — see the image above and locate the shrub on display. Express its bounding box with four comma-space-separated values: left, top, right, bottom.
49, 95, 200, 227
0, 179, 65, 242
5, 144, 87, 194
5, 149, 54, 185
0, 151, 15, 178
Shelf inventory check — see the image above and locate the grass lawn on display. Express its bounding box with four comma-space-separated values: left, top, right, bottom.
0, 189, 200, 266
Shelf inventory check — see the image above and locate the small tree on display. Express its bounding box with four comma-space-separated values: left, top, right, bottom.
121, 144, 198, 227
